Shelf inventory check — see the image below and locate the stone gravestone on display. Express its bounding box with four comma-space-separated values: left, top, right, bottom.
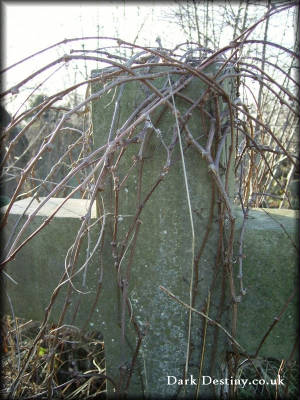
90, 62, 236, 398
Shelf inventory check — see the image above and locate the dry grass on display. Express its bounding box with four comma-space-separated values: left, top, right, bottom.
1, 315, 106, 399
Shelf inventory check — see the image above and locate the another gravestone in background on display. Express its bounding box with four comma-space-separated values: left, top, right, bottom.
0, 100, 92, 203
0, 105, 29, 204
21, 95, 92, 198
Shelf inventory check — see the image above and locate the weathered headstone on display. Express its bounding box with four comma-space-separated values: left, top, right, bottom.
90, 63, 236, 398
